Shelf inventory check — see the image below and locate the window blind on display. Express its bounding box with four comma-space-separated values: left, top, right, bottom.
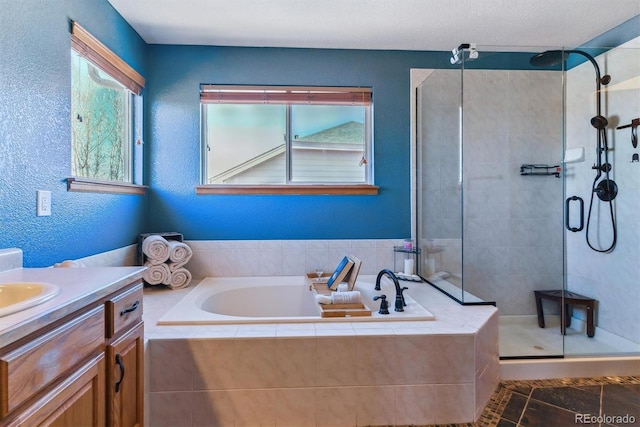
200, 85, 372, 106
71, 21, 145, 95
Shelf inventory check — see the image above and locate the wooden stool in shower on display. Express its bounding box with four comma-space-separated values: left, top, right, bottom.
534, 290, 596, 337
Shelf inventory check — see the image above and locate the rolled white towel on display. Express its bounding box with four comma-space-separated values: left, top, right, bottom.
165, 267, 192, 289
142, 235, 170, 265
315, 294, 332, 305
168, 241, 192, 263
315, 291, 362, 305
168, 261, 188, 272
143, 261, 171, 285
330, 291, 362, 305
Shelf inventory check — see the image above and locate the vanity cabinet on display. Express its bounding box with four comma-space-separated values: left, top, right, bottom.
0, 307, 106, 427
106, 284, 144, 427
0, 279, 144, 427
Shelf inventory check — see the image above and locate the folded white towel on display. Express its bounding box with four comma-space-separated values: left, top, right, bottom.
143, 261, 171, 285
165, 267, 192, 289
142, 235, 170, 265
168, 241, 192, 264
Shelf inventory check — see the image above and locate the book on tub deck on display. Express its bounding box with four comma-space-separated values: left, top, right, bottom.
344, 255, 362, 291
326, 256, 355, 290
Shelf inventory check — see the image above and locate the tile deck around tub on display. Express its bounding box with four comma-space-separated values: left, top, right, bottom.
143, 277, 494, 340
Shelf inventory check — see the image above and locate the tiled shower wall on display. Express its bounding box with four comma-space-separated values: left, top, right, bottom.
462, 69, 565, 314
565, 40, 640, 344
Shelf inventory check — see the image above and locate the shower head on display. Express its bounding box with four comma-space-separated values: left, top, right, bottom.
529, 50, 569, 67
530, 48, 611, 117
530, 49, 610, 84
591, 115, 608, 130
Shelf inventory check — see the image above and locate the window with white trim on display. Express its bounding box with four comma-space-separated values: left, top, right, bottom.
200, 86, 373, 188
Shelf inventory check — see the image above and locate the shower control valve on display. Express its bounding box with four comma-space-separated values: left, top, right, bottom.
592, 163, 612, 173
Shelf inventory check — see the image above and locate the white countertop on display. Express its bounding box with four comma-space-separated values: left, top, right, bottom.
0, 266, 146, 348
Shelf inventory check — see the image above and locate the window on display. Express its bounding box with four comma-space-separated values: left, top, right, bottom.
71, 51, 131, 181
199, 86, 376, 194
69, 21, 146, 194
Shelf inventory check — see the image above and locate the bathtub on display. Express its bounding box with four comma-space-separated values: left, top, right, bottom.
158, 275, 435, 324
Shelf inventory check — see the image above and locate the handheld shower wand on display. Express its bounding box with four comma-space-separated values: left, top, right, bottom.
530, 49, 617, 252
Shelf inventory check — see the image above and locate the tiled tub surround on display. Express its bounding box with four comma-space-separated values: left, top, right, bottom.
144, 278, 499, 426
183, 239, 406, 279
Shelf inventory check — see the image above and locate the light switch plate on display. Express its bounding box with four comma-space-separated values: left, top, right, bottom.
37, 190, 51, 216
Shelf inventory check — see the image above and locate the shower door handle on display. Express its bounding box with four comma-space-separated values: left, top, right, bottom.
565, 196, 584, 232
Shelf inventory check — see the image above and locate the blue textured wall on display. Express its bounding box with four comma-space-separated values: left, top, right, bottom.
145, 45, 449, 240
141, 16, 640, 241
0, 0, 147, 267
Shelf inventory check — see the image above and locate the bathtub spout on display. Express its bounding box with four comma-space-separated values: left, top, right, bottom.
375, 269, 408, 312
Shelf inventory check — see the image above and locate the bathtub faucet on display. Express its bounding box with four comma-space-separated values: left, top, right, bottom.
374, 269, 408, 312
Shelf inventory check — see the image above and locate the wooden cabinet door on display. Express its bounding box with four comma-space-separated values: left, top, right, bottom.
1, 354, 105, 427
107, 322, 143, 427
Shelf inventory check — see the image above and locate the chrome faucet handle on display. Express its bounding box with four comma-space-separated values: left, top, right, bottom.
373, 295, 389, 315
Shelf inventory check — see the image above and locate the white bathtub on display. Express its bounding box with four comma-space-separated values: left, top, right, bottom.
158, 275, 435, 324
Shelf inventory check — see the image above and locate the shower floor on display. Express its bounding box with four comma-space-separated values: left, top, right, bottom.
499, 315, 640, 358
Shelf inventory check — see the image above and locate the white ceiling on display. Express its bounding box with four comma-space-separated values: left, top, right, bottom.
107, 0, 640, 52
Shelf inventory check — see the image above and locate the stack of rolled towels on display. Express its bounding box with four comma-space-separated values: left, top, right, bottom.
142, 235, 192, 289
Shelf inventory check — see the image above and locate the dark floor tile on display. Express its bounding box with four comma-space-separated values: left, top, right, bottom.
519, 399, 580, 427
530, 385, 601, 414
602, 383, 640, 415
500, 393, 528, 424
600, 385, 640, 426
496, 418, 517, 427
504, 383, 533, 396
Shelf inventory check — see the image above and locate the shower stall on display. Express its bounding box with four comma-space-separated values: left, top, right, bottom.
414, 41, 640, 359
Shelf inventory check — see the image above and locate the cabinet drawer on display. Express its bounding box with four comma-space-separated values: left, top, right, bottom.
0, 305, 105, 417
106, 283, 143, 339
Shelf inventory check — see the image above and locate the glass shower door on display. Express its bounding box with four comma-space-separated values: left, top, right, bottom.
415, 51, 566, 358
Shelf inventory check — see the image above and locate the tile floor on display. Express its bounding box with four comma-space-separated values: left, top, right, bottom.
463, 376, 640, 427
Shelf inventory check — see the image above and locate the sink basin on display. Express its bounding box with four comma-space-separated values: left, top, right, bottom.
0, 282, 60, 318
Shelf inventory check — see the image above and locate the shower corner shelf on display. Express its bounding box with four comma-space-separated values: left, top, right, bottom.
520, 164, 561, 178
